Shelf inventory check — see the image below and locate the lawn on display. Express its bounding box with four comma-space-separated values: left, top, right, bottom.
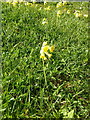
1, 1, 89, 119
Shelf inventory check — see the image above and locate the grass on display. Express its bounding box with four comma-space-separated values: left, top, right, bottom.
1, 1, 89, 119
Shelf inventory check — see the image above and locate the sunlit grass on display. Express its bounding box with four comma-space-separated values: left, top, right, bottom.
1, 1, 89, 119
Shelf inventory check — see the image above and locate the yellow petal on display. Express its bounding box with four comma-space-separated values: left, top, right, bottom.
42, 45, 49, 52
50, 46, 55, 52
40, 55, 47, 60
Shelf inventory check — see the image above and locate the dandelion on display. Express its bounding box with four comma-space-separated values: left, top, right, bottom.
42, 18, 48, 25
40, 41, 54, 60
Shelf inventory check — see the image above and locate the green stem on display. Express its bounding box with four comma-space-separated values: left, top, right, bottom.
43, 60, 47, 86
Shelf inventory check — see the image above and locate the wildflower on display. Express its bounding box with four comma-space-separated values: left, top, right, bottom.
74, 10, 82, 18
12, 1, 18, 6
42, 18, 48, 25
67, 10, 70, 14
83, 14, 88, 18
56, 2, 63, 8
44, 6, 51, 11
57, 10, 63, 17
74, 13, 82, 18
44, 1, 47, 5
64, 8, 67, 11
40, 41, 54, 60
24, 2, 32, 6
38, 7, 42, 11
63, 1, 67, 5
50, 46, 55, 52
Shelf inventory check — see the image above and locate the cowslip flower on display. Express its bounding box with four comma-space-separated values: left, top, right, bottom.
42, 18, 48, 25
83, 14, 88, 18
44, 1, 47, 5
44, 6, 51, 11
24, 2, 32, 6
57, 10, 63, 17
56, 2, 63, 8
64, 8, 67, 11
63, 1, 67, 5
67, 10, 70, 14
74, 13, 82, 18
40, 41, 55, 60
12, 1, 18, 6
74, 11, 82, 18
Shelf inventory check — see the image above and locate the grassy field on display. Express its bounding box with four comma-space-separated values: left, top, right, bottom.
1, 1, 89, 119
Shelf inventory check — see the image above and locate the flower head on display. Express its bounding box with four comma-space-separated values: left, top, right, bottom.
83, 14, 88, 18
74, 10, 82, 18
44, 6, 51, 11
56, 2, 63, 8
40, 41, 54, 60
63, 1, 67, 5
67, 10, 70, 14
57, 10, 63, 17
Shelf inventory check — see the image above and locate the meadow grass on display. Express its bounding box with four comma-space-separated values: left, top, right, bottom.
1, 1, 89, 118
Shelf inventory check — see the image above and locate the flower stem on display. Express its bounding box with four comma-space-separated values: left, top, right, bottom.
43, 60, 47, 86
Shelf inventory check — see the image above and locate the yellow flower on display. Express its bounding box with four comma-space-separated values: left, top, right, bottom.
40, 42, 54, 60
74, 11, 82, 18
56, 2, 63, 8
44, 6, 51, 11
67, 10, 70, 14
12, 2, 18, 6
43, 45, 49, 52
57, 10, 63, 17
83, 14, 88, 18
25, 2, 32, 6
50, 46, 55, 52
64, 8, 67, 11
40, 54, 47, 60
75, 13, 82, 18
42, 18, 48, 25
44, 1, 47, 5
63, 1, 67, 5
